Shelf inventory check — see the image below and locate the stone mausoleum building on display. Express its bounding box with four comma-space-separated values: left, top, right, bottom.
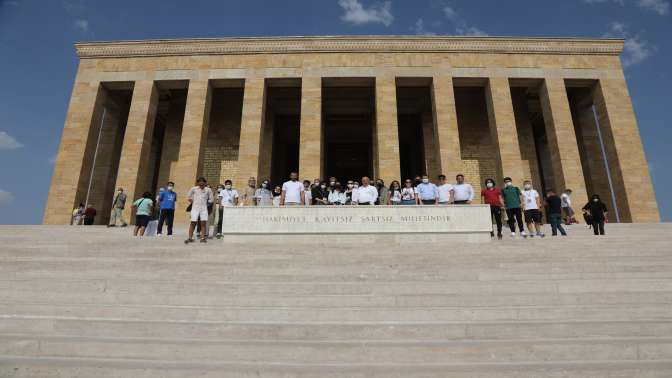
44, 36, 659, 224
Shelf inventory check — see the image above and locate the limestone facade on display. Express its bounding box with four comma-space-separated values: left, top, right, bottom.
44, 36, 660, 224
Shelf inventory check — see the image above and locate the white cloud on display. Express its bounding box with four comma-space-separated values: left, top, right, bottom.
73, 19, 89, 32
411, 18, 437, 35
443, 5, 487, 36
638, 0, 669, 14
0, 190, 14, 206
0, 131, 23, 150
583, 0, 670, 14
604, 22, 655, 67
338, 0, 394, 26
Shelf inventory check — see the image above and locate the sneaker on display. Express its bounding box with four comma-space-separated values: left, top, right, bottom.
490, 231, 495, 238
537, 232, 545, 238
156, 233, 162, 237
497, 233, 503, 240
184, 238, 194, 244
107, 224, 115, 228
216, 233, 222, 239
521, 231, 528, 238
510, 232, 516, 238
120, 224, 128, 227
200, 238, 207, 243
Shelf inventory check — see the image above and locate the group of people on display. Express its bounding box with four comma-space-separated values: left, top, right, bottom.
76, 171, 610, 242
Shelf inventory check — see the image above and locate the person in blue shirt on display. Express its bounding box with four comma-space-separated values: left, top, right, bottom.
415, 175, 439, 205
157, 181, 177, 236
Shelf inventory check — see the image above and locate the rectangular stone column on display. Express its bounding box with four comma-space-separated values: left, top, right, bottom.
113, 80, 159, 222
421, 111, 440, 179
44, 77, 105, 224
431, 75, 462, 179
375, 76, 401, 184
485, 77, 526, 184
235, 78, 266, 189
592, 77, 659, 222
172, 79, 212, 223
539, 78, 587, 203
298, 76, 322, 181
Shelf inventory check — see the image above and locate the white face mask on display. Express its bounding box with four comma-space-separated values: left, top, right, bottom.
593, 198, 599, 202
225, 185, 232, 190
354, 185, 359, 189
486, 183, 494, 188
505, 182, 512, 187
422, 179, 429, 184
262, 183, 268, 188
347, 184, 354, 188
167, 186, 174, 191
524, 184, 532, 190
330, 181, 336, 186
320, 185, 326, 189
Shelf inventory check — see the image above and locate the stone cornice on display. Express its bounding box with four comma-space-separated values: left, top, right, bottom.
75, 36, 624, 59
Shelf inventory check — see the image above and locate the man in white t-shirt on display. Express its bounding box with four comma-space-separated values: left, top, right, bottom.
185, 177, 214, 244
436, 174, 454, 205
280, 172, 305, 206
356, 176, 378, 205
452, 174, 474, 204
560, 189, 576, 225
521, 180, 544, 238
215, 179, 239, 238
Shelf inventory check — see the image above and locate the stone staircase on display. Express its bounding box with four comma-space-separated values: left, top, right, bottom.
0, 224, 671, 377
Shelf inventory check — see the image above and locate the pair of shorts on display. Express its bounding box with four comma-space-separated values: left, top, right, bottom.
190, 208, 209, 222
135, 215, 150, 227
524, 209, 542, 223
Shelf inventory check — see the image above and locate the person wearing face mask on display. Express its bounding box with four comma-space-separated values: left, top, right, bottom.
303, 180, 312, 206
437, 175, 454, 205
328, 177, 338, 193
312, 181, 329, 205
452, 174, 474, 204
108, 187, 128, 227
545, 189, 567, 236
254, 180, 273, 206
501, 177, 525, 237
521, 180, 545, 238
272, 185, 282, 207
240, 177, 257, 206
375, 179, 389, 205
413, 176, 422, 188
355, 177, 378, 205
415, 175, 438, 205
387, 181, 402, 205
185, 177, 214, 244
351, 181, 361, 205
215, 179, 239, 238
344, 181, 355, 205
582, 194, 608, 235
480, 178, 504, 239
157, 182, 177, 236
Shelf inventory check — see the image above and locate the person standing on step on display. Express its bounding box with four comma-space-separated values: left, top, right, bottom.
388, 181, 402, 205
400, 179, 419, 205
522, 180, 545, 238
437, 175, 454, 205
272, 185, 282, 206
215, 179, 239, 239
582, 194, 608, 236
561, 189, 577, 225
355, 176, 378, 205
185, 177, 214, 244
501, 177, 526, 237
311, 180, 329, 205
254, 179, 273, 206
83, 204, 97, 225
132, 192, 154, 237
280, 172, 305, 206
72, 203, 84, 225
157, 182, 177, 236
416, 175, 438, 205
108, 187, 127, 227
545, 189, 567, 236
303, 180, 312, 206
452, 174, 474, 204
240, 177, 257, 206
481, 178, 504, 239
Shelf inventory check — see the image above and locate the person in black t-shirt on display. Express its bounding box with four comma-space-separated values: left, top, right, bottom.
582, 194, 608, 235
545, 189, 567, 236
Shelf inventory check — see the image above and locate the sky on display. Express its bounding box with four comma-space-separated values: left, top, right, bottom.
0, 0, 670, 224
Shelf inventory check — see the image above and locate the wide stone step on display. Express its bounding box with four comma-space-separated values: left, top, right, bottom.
2, 318, 672, 341
2, 290, 671, 308
2, 303, 671, 322
2, 357, 672, 378
2, 334, 672, 364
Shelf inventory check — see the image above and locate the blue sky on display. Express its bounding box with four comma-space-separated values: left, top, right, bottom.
0, 0, 670, 223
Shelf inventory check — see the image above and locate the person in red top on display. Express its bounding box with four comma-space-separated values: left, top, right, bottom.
480, 178, 504, 239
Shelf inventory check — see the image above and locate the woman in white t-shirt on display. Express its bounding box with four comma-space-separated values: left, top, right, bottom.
400, 179, 419, 205
328, 183, 347, 205
388, 180, 402, 205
